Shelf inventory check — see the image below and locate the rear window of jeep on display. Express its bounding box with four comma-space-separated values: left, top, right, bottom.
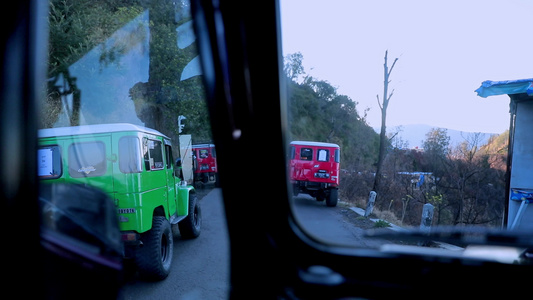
317, 149, 329, 162
68, 142, 107, 178
300, 148, 312, 160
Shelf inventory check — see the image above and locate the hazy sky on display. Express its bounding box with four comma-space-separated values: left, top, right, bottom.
280, 0, 533, 134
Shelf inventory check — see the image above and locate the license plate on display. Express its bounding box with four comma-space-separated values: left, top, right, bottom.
118, 208, 136, 214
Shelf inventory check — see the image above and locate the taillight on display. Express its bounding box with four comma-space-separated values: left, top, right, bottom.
121, 232, 138, 242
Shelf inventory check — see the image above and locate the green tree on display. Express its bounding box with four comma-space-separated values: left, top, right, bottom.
423, 128, 450, 158
284, 52, 305, 82
422, 127, 450, 177
420, 128, 450, 216
129, 0, 208, 142
45, 0, 144, 128
45, 0, 211, 143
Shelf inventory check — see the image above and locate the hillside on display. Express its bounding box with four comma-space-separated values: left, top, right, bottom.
376, 124, 502, 149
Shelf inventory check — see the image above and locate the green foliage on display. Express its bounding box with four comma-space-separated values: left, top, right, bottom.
373, 220, 391, 228
284, 52, 305, 82
45, 0, 211, 143
423, 128, 450, 156
426, 193, 443, 206
48, 0, 144, 77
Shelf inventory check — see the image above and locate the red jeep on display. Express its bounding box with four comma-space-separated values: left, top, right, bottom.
289, 141, 340, 207
193, 143, 218, 185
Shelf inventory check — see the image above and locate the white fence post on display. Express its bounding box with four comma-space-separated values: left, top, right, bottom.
420, 203, 434, 234
418, 203, 434, 246
365, 191, 377, 217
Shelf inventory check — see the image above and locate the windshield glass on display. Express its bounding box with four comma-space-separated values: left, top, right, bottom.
41, 0, 227, 297
281, 0, 533, 260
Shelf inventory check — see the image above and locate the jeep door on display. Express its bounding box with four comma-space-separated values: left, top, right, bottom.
164, 141, 179, 217
289, 145, 315, 182
315, 147, 340, 186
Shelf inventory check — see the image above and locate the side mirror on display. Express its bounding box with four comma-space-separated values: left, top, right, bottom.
175, 158, 184, 180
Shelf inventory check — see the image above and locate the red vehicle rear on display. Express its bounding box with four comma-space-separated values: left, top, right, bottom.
192, 143, 218, 185
289, 141, 340, 207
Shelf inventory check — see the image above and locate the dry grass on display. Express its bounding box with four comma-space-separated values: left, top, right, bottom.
341, 196, 403, 226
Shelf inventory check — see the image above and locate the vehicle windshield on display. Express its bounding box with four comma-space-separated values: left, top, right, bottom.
281, 0, 533, 261
39, 0, 533, 297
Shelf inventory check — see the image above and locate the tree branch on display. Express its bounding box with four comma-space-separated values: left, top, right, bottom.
388, 57, 399, 76
388, 132, 399, 142
387, 89, 395, 101
376, 94, 382, 110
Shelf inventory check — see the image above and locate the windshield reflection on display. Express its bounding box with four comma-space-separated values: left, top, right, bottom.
45, 0, 210, 143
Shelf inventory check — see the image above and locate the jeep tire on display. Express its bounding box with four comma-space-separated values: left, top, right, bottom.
135, 216, 173, 281
178, 193, 202, 239
326, 188, 338, 207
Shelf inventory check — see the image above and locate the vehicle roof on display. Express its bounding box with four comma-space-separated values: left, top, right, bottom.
290, 141, 340, 148
38, 123, 168, 138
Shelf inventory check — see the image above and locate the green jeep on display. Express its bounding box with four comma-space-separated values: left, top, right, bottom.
38, 123, 201, 281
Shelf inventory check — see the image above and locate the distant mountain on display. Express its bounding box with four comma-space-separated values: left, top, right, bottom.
373, 124, 501, 149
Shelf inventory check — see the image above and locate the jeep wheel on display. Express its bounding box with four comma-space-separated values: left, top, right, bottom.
178, 193, 202, 239
326, 188, 338, 207
292, 184, 299, 197
135, 216, 173, 281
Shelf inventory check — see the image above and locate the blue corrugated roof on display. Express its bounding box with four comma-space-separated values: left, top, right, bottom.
475, 78, 533, 98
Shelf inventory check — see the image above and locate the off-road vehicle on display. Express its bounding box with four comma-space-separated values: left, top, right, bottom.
289, 141, 340, 207
38, 123, 201, 281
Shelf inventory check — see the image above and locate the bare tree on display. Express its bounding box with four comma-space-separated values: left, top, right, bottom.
373, 50, 399, 193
